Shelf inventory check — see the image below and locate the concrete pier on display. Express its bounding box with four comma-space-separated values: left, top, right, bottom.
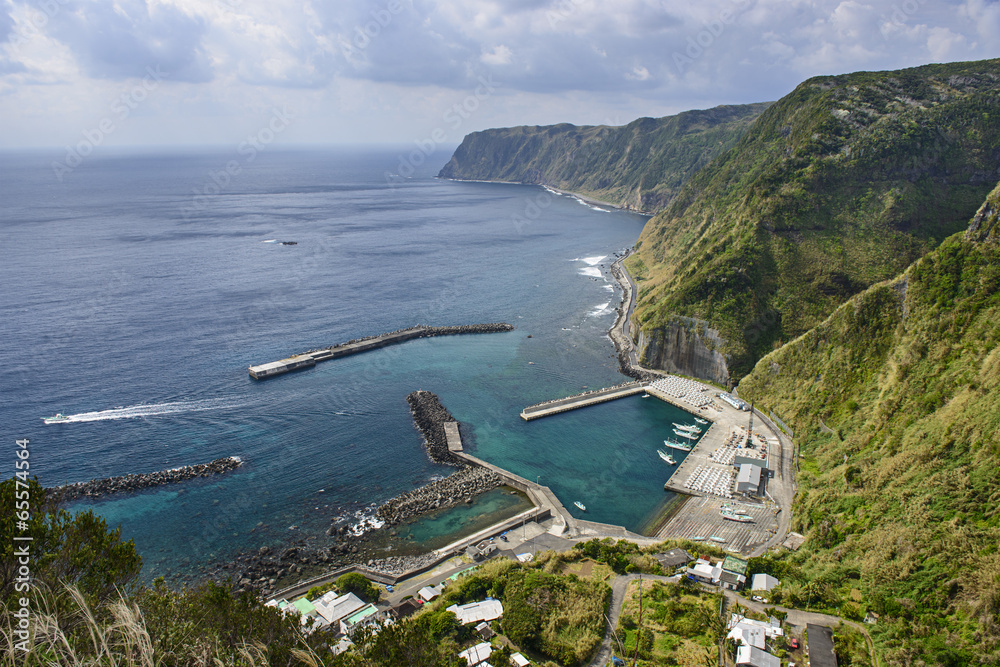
519, 382, 644, 420
249, 323, 513, 379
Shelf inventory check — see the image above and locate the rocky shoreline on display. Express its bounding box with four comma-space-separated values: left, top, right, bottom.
406, 390, 466, 466
377, 466, 503, 526
48, 456, 244, 503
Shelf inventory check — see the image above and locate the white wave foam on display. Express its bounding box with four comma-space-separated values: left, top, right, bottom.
44, 398, 244, 424
580, 255, 605, 265
348, 506, 385, 537
604, 284, 615, 292
579, 267, 602, 278
543, 186, 563, 196
587, 302, 612, 317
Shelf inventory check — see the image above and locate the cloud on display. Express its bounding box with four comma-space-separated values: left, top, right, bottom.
44, 0, 212, 82
2, 0, 1000, 147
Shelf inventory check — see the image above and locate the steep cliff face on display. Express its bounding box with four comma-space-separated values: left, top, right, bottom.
438, 103, 770, 212
628, 58, 1000, 380
636, 316, 730, 386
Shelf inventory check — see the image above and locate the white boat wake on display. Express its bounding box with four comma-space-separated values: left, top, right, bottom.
43, 398, 245, 424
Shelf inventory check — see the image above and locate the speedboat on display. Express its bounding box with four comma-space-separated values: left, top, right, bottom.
573, 501, 587, 512
43, 413, 71, 424
657, 449, 677, 465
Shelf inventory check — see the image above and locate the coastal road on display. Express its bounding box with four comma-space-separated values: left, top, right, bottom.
747, 410, 797, 558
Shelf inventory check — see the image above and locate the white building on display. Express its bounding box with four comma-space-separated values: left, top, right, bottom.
418, 584, 444, 603
447, 599, 504, 625
728, 614, 784, 639
339, 603, 382, 636
687, 560, 722, 584
751, 573, 780, 592
458, 642, 493, 666
728, 623, 766, 650
511, 653, 530, 666
736, 463, 763, 495
736, 645, 780, 667
313, 591, 366, 627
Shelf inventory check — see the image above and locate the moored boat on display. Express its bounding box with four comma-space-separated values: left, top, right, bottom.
664, 439, 693, 452
673, 423, 701, 433
573, 501, 587, 512
695, 418, 708, 425
673, 429, 698, 440
657, 449, 677, 465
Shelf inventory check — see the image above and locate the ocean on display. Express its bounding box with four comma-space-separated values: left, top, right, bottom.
1, 146, 702, 580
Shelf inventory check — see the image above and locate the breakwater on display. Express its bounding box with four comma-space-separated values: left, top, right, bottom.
406, 390, 466, 466
249, 323, 514, 379
49, 456, 243, 503
519, 381, 644, 420
377, 466, 504, 526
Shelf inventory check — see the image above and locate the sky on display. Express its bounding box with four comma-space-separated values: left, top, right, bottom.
1, 0, 1000, 150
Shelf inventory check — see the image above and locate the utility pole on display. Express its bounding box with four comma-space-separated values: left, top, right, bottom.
633, 576, 643, 666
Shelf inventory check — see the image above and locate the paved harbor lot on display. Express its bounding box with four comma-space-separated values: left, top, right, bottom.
654, 496, 779, 555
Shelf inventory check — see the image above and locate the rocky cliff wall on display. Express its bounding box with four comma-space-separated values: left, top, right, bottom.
636, 318, 730, 387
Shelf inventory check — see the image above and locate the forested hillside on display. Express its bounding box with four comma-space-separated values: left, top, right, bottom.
627, 58, 1000, 380
739, 183, 1000, 665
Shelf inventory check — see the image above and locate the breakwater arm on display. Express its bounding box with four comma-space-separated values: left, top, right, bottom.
249, 323, 514, 379
48, 456, 243, 503
376, 466, 503, 525
406, 390, 465, 467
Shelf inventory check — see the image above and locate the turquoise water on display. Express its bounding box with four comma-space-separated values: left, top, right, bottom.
2, 147, 703, 580
393, 487, 533, 551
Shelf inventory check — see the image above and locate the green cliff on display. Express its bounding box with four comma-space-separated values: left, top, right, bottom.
438, 103, 771, 212
739, 182, 1000, 665
628, 58, 1000, 381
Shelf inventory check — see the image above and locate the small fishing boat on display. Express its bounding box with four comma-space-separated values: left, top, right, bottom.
673, 429, 698, 440
673, 423, 701, 433
42, 413, 71, 424
664, 439, 693, 452
573, 501, 587, 512
695, 418, 708, 425
657, 449, 677, 465
709, 536, 727, 543
690, 536, 706, 541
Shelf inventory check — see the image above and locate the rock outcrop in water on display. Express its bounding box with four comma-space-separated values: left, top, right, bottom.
48, 456, 244, 502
